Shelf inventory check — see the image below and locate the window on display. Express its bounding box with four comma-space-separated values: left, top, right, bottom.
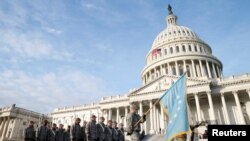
176, 46, 179, 53
164, 49, 167, 55
188, 45, 192, 52
194, 46, 197, 52
170, 47, 173, 54
172, 66, 176, 75
182, 45, 186, 52
200, 47, 202, 53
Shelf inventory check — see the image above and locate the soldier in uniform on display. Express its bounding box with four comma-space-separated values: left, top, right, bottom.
117, 123, 125, 141
126, 104, 146, 141
64, 126, 71, 141
97, 117, 106, 141
105, 120, 113, 141
37, 120, 49, 141
112, 121, 119, 141
47, 123, 57, 141
86, 115, 98, 141
82, 121, 87, 141
55, 124, 64, 141
71, 118, 85, 141
24, 121, 36, 141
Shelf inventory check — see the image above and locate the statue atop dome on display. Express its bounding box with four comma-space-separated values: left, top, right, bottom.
168, 4, 173, 15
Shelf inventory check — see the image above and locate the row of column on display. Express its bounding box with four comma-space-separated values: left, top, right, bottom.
193, 91, 247, 124
0, 117, 10, 140
143, 59, 222, 84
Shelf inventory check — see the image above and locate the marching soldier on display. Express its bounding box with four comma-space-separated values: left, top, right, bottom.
47, 123, 57, 141
112, 121, 119, 141
97, 117, 106, 141
117, 123, 125, 141
64, 126, 71, 141
71, 118, 85, 141
105, 120, 113, 141
37, 120, 49, 141
24, 121, 36, 141
86, 115, 98, 141
55, 124, 64, 141
126, 104, 146, 141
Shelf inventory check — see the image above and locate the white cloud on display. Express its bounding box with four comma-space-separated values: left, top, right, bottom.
0, 70, 110, 113
43, 27, 63, 35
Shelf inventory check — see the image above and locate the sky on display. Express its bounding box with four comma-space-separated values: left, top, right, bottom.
0, 0, 250, 114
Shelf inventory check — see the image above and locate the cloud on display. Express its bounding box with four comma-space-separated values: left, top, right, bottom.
43, 27, 63, 35
0, 31, 72, 60
0, 70, 110, 113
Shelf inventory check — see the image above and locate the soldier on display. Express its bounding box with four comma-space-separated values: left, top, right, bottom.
71, 118, 84, 141
117, 123, 125, 141
64, 126, 71, 141
55, 124, 64, 141
112, 121, 119, 141
24, 121, 36, 141
126, 104, 146, 141
97, 117, 106, 141
37, 120, 49, 141
86, 115, 98, 141
82, 121, 87, 141
105, 120, 113, 141
47, 123, 57, 141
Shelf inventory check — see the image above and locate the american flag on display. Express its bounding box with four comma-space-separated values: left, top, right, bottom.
152, 48, 161, 58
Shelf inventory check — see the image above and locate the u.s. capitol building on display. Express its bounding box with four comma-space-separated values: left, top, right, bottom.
1, 6, 250, 141
50, 7, 250, 133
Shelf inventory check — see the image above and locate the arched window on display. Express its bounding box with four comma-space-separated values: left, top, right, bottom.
182, 45, 186, 52
170, 47, 173, 54
165, 49, 167, 55
188, 45, 192, 52
200, 46, 202, 53
194, 46, 197, 52
176, 46, 179, 53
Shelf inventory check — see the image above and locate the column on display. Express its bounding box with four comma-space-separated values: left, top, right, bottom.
153, 104, 157, 132
194, 93, 202, 122
139, 101, 144, 131
175, 61, 179, 76
212, 63, 217, 78
232, 91, 246, 124
2, 117, 10, 140
221, 93, 230, 124
124, 107, 128, 126
191, 60, 196, 77
149, 100, 154, 134
168, 63, 171, 75
109, 109, 112, 120
160, 65, 163, 76
160, 105, 165, 131
199, 60, 205, 77
156, 107, 160, 134
206, 60, 212, 78
154, 68, 157, 79
9, 118, 17, 139
0, 117, 6, 138
116, 108, 119, 123
183, 60, 187, 73
207, 91, 216, 124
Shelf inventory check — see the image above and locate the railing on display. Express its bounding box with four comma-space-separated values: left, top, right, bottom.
101, 94, 129, 102
221, 73, 249, 81
54, 103, 100, 112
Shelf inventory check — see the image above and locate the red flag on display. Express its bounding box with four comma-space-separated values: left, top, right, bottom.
152, 48, 161, 58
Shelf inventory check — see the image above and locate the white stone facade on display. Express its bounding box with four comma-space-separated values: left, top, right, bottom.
0, 106, 50, 141
50, 8, 250, 136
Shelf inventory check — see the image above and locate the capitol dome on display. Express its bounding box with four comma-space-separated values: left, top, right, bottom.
141, 5, 223, 85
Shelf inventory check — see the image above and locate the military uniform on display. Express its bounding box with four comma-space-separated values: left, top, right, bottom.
112, 127, 119, 141
85, 121, 98, 141
25, 126, 36, 141
118, 128, 125, 141
71, 123, 84, 141
37, 125, 49, 141
105, 126, 113, 141
126, 113, 145, 141
64, 130, 70, 141
97, 123, 106, 141
47, 128, 57, 141
55, 129, 64, 141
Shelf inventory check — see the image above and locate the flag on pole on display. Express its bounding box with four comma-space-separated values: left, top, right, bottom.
160, 74, 189, 141
152, 48, 161, 58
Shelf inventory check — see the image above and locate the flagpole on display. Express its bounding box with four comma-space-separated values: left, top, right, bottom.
133, 72, 188, 128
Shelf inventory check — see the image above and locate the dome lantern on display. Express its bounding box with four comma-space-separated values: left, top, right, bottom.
166, 4, 177, 26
